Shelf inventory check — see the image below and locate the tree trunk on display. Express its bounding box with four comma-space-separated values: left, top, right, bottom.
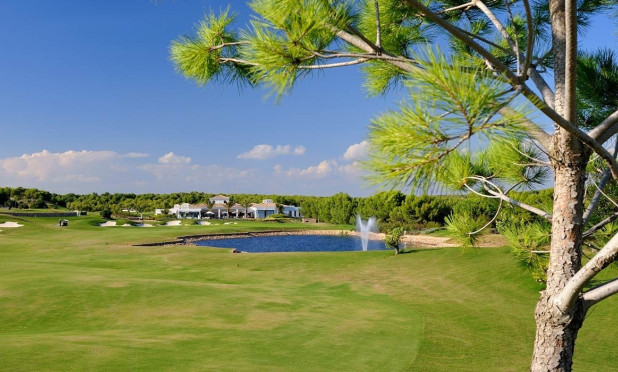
530, 134, 589, 370
530, 0, 586, 369
531, 289, 586, 370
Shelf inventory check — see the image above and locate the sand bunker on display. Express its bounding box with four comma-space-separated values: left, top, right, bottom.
197, 221, 211, 226
99, 221, 117, 227
0, 221, 23, 228
136, 223, 153, 227
165, 220, 182, 226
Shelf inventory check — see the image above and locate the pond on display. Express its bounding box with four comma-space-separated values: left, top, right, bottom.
194, 234, 387, 253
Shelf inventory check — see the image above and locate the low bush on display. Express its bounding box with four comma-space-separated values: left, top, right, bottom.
114, 218, 136, 226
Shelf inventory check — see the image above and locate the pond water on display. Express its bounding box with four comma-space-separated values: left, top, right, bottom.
194, 234, 387, 253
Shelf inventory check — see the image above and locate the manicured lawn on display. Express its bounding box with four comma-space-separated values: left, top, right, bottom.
0, 214, 617, 371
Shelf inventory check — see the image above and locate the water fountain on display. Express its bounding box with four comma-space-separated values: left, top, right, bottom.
355, 215, 378, 251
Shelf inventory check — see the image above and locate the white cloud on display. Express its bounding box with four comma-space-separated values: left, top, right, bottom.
125, 152, 150, 158
276, 159, 363, 179
158, 152, 191, 165
0, 150, 118, 182
293, 146, 306, 155
343, 140, 369, 160
237, 144, 306, 160
0, 149, 374, 196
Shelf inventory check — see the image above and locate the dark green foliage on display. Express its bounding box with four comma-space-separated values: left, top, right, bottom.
577, 49, 618, 129
355, 191, 405, 222
0, 189, 9, 206
100, 209, 113, 219
452, 195, 498, 220
30, 199, 48, 209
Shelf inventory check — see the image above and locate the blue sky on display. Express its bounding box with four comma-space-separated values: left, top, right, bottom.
0, 1, 615, 196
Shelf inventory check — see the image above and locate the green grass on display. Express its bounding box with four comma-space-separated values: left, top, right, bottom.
0, 214, 617, 371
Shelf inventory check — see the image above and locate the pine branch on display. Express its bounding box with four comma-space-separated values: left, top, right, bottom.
484, 185, 552, 221
582, 211, 618, 239
374, 0, 382, 49
555, 232, 618, 313
498, 106, 551, 149
583, 140, 618, 225
582, 277, 618, 308
522, 0, 534, 81
589, 109, 618, 144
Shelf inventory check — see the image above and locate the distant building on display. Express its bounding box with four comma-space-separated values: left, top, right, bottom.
210, 203, 228, 219
156, 195, 299, 220
169, 203, 210, 219
247, 199, 278, 219
282, 205, 301, 218
209, 195, 229, 205
229, 203, 246, 218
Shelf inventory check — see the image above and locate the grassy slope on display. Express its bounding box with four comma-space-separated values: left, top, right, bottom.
0, 215, 617, 371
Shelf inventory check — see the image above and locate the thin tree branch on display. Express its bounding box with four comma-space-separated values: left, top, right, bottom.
477, 0, 551, 107
374, 0, 382, 49
333, 29, 415, 72
591, 177, 618, 209
484, 186, 553, 221
589, 110, 618, 144
498, 106, 552, 150
315, 51, 413, 64
298, 58, 369, 69
440, 2, 476, 13
582, 277, 618, 308
208, 41, 250, 52
219, 58, 259, 66
459, 29, 511, 54
583, 139, 618, 225
503, 0, 521, 75
521, 0, 534, 81
518, 84, 618, 180
475, 0, 518, 54
555, 232, 618, 313
404, 0, 515, 79
528, 68, 555, 109
506, 140, 551, 166
583, 170, 614, 225
582, 212, 618, 239
564, 0, 578, 124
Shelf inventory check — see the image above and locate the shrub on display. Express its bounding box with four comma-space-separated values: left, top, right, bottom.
114, 218, 136, 226
385, 227, 404, 254
100, 209, 112, 219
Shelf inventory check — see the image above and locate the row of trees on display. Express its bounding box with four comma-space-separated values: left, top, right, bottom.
0, 187, 75, 209
1, 185, 558, 231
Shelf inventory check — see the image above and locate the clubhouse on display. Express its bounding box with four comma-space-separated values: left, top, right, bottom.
155, 195, 301, 219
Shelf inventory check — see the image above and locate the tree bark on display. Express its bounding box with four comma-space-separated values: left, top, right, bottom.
531, 141, 589, 371
530, 0, 587, 368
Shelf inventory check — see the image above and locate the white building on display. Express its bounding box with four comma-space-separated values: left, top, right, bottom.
168, 203, 211, 219
247, 199, 278, 219
282, 205, 301, 218
209, 195, 229, 205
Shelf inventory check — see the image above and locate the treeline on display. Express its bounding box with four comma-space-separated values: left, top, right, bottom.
0, 187, 72, 209
0, 187, 554, 232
